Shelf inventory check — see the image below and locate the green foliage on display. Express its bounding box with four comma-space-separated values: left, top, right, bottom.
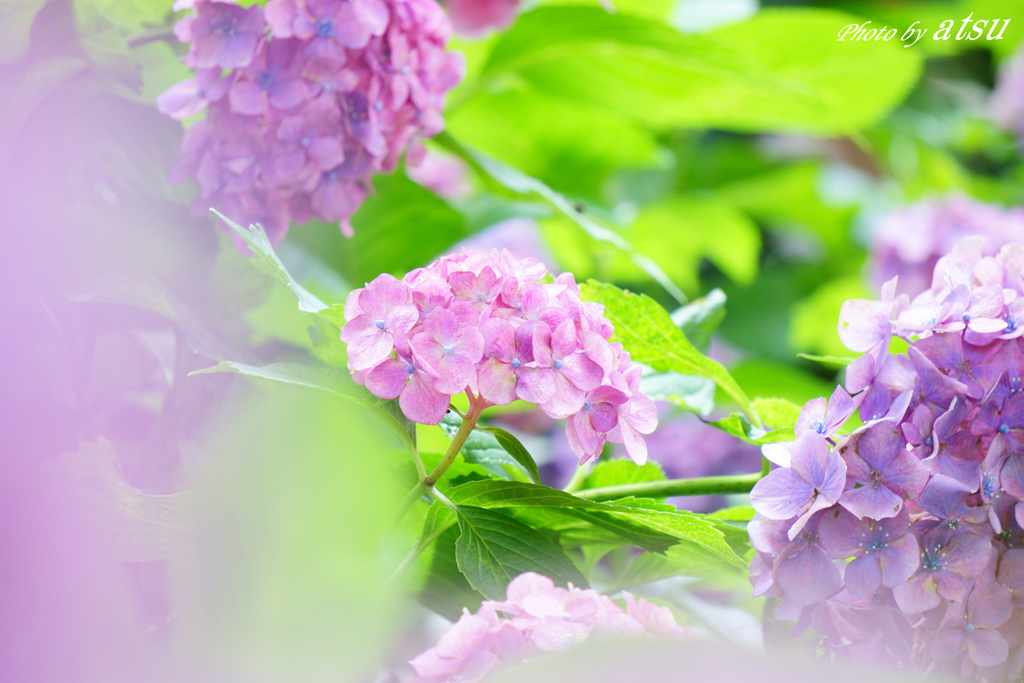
638, 371, 715, 416
477, 6, 921, 134
580, 280, 758, 425
791, 276, 871, 358
440, 414, 540, 482
708, 413, 794, 446
671, 288, 728, 353
583, 459, 666, 490
454, 505, 589, 600
751, 396, 803, 431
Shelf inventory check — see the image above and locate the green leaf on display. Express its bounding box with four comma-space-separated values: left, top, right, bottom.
708, 412, 794, 446
212, 209, 328, 314
751, 397, 802, 431
479, 6, 921, 135
318, 303, 347, 328
707, 506, 756, 522
438, 135, 686, 304
611, 195, 761, 293
791, 277, 871, 358
671, 288, 727, 353
440, 413, 515, 466
191, 361, 417, 456
477, 426, 541, 484
407, 523, 484, 620
580, 280, 758, 425
583, 459, 666, 490
454, 505, 589, 600
638, 370, 715, 416
797, 353, 856, 368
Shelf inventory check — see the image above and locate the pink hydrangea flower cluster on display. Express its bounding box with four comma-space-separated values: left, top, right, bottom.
339, 249, 658, 464
409, 572, 688, 683
444, 0, 522, 38
158, 0, 464, 244
869, 195, 1024, 297
750, 237, 1024, 680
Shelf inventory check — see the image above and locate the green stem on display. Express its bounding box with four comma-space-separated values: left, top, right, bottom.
423, 400, 485, 488
575, 471, 764, 502
563, 462, 592, 493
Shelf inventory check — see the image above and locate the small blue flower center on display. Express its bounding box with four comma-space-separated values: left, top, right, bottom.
374, 320, 385, 330
511, 358, 521, 369
442, 345, 453, 355
963, 312, 972, 323
1000, 424, 1010, 435
300, 137, 310, 147
257, 70, 275, 89
554, 360, 563, 369
814, 421, 826, 435
316, 19, 334, 37
406, 364, 415, 374
583, 402, 592, 411
965, 624, 975, 633
921, 549, 944, 572
867, 533, 887, 552
1007, 317, 1018, 332
374, 101, 383, 111
925, 437, 934, 447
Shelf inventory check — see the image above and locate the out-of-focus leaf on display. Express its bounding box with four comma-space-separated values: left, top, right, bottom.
410, 524, 484, 620
190, 361, 417, 456
791, 276, 871, 358
580, 280, 758, 425
447, 86, 659, 199
583, 459, 666, 490
707, 506, 756, 522
671, 288, 727, 353
74, 0, 170, 33
638, 371, 715, 416
440, 135, 686, 304
292, 173, 468, 285
51, 438, 192, 562
454, 505, 588, 600
213, 209, 328, 313
751, 397, 802, 431
480, 7, 921, 135
728, 358, 836, 409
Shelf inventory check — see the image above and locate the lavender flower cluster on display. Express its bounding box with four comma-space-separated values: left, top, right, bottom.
158, 0, 464, 243
751, 237, 1024, 680
339, 249, 658, 464
409, 572, 688, 683
869, 195, 1024, 297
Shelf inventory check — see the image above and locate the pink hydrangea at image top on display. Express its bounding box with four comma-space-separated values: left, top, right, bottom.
409, 572, 688, 683
339, 248, 658, 464
750, 237, 1024, 681
158, 0, 465, 245
444, 0, 522, 38
868, 194, 1024, 297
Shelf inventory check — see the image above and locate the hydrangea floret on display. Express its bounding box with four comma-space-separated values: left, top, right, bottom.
339, 248, 658, 467
751, 237, 1024, 681
409, 572, 688, 683
158, 0, 464, 244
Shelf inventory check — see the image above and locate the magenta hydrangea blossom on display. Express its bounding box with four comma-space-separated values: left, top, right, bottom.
444, 0, 523, 38
409, 572, 688, 683
340, 249, 658, 464
751, 238, 1024, 680
160, 0, 465, 244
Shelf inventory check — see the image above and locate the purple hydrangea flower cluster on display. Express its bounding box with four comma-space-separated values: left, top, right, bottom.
992, 47, 1024, 140
409, 572, 688, 683
751, 237, 1024, 680
339, 249, 658, 464
869, 195, 1024, 297
158, 0, 464, 243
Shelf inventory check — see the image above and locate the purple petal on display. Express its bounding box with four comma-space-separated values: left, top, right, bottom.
839, 484, 903, 520
515, 367, 555, 405
968, 629, 1010, 667
480, 318, 514, 361
893, 572, 941, 614
268, 77, 309, 110
558, 353, 603, 392
750, 469, 813, 521
775, 541, 842, 606
878, 533, 920, 588
228, 81, 267, 116
364, 358, 409, 399
845, 555, 882, 599
540, 373, 585, 418
339, 315, 393, 370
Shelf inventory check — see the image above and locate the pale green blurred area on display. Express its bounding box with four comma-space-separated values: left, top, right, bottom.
170, 383, 405, 682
